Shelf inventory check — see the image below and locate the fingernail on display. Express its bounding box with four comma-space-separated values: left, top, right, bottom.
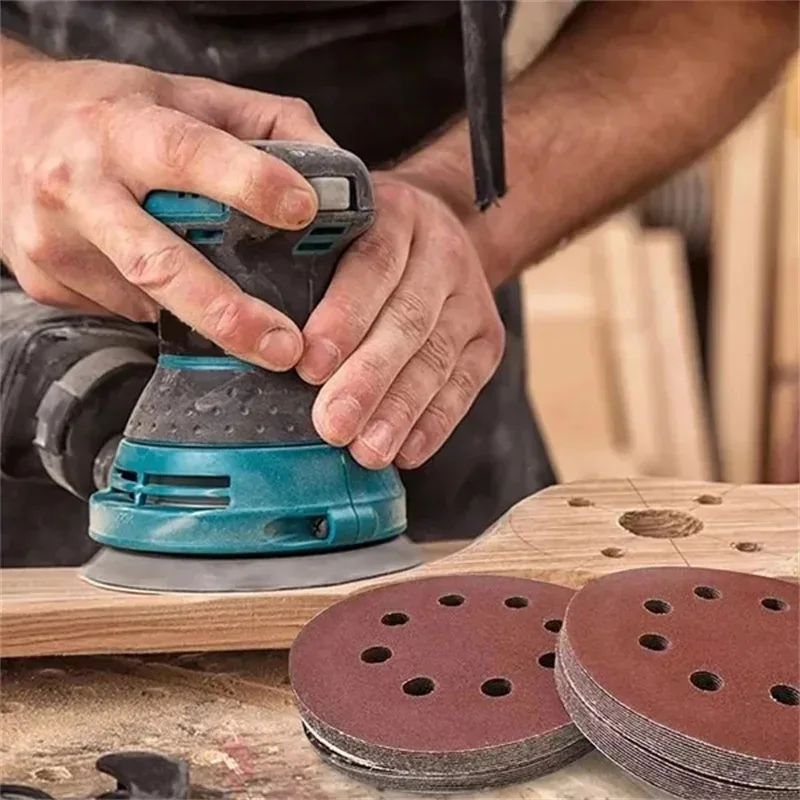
258, 328, 301, 369
277, 187, 317, 227
323, 396, 362, 441
358, 420, 395, 460
399, 430, 426, 464
299, 338, 340, 383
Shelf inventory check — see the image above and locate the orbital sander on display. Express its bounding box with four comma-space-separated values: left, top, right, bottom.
82, 142, 421, 593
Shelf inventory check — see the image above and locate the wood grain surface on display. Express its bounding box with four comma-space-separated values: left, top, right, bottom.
3, 478, 798, 658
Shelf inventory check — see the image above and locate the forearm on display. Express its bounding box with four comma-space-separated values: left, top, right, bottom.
396, 0, 799, 287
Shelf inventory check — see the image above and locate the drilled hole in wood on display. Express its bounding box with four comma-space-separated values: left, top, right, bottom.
361, 646, 392, 664
544, 619, 563, 633
619, 509, 703, 539
601, 546, 625, 558
403, 677, 435, 696
381, 612, 409, 626
695, 494, 723, 505
644, 599, 673, 615
568, 497, 594, 507
690, 671, 723, 692
770, 684, 800, 706
504, 595, 529, 609
694, 585, 721, 600
481, 678, 512, 697
762, 597, 789, 612
438, 594, 465, 607
639, 633, 670, 652
538, 652, 556, 669
733, 541, 762, 552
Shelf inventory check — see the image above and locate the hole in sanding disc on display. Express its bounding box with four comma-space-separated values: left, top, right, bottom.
504, 596, 529, 609
538, 652, 556, 669
639, 634, 670, 652
690, 671, 724, 692
382, 612, 409, 626
481, 678, 512, 697
438, 594, 465, 607
644, 599, 672, 615
618, 509, 703, 539
694, 585, 721, 600
361, 647, 392, 664
761, 597, 789, 612
402, 677, 435, 696
770, 684, 800, 706
544, 619, 563, 633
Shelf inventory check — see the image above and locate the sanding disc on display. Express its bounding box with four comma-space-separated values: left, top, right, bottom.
81, 536, 422, 593
555, 567, 800, 796
289, 575, 589, 792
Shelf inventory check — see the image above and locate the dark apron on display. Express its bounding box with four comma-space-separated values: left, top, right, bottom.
1, 1, 555, 564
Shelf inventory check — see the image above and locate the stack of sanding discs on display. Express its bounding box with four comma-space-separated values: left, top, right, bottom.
555, 567, 800, 800
289, 575, 591, 792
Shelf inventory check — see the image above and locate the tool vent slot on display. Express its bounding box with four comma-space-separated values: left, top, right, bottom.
143, 495, 229, 508
146, 474, 231, 488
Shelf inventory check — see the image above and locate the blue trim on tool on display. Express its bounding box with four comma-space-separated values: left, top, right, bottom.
158, 354, 256, 371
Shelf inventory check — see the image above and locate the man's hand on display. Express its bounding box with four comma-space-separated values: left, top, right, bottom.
1, 51, 335, 371
298, 175, 506, 470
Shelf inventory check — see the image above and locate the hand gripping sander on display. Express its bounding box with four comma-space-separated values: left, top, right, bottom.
82, 142, 422, 593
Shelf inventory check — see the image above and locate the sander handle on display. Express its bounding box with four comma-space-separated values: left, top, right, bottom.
144, 142, 375, 358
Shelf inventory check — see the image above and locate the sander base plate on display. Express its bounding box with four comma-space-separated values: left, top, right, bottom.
80, 535, 423, 594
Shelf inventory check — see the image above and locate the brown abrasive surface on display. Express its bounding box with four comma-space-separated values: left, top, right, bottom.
555, 664, 793, 800
558, 633, 798, 789
560, 567, 800, 769
290, 575, 577, 759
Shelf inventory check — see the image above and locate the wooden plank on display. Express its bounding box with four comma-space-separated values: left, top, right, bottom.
768, 60, 800, 482
710, 96, 782, 483
597, 215, 663, 473
522, 231, 624, 480
643, 230, 714, 480
2, 478, 797, 658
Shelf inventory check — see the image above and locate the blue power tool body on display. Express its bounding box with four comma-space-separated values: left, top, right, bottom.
82, 142, 420, 593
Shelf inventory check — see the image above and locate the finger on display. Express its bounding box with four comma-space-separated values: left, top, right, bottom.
70, 183, 303, 369
297, 182, 416, 384
311, 259, 449, 448
12, 211, 156, 320
25, 237, 158, 321
394, 337, 503, 470
348, 298, 476, 469
12, 256, 114, 316
108, 104, 318, 229
169, 75, 337, 145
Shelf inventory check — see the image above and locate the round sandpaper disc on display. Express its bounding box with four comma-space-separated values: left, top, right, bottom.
555, 668, 788, 800
290, 574, 585, 782
557, 567, 799, 788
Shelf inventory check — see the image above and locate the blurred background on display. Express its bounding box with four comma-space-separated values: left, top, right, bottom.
509, 5, 799, 487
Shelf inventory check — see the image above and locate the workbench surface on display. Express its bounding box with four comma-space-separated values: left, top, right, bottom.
3, 650, 666, 799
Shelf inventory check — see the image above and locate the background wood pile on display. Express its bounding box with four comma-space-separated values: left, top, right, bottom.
521, 59, 798, 484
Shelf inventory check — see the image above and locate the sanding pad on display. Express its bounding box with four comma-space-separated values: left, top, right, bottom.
555, 567, 800, 799
80, 536, 422, 593
289, 575, 590, 792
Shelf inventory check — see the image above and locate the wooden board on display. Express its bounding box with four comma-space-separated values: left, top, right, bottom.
768, 60, 800, 482
598, 215, 662, 474
711, 96, 782, 483
522, 231, 627, 480
2, 478, 797, 658
643, 230, 714, 480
